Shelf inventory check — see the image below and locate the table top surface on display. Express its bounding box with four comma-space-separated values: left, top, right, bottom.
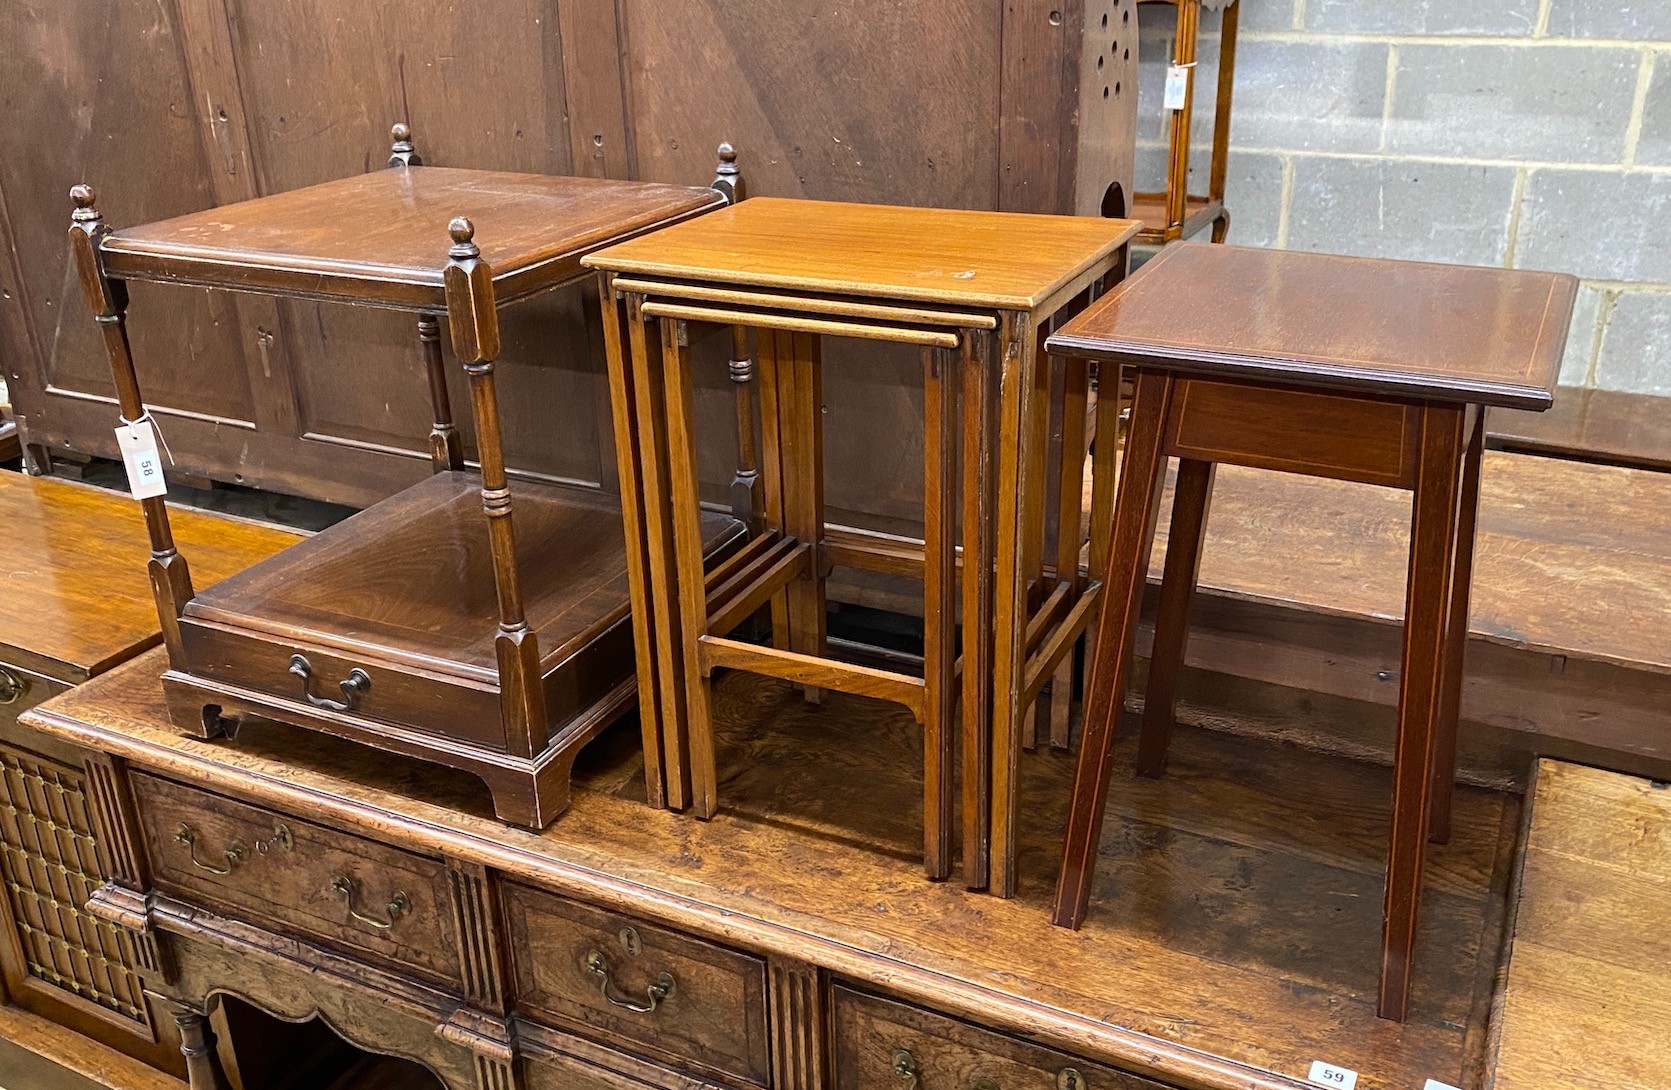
0, 473, 301, 681
584, 197, 1141, 311
1489, 387, 1671, 472
98, 167, 726, 308
1047, 243, 1580, 410
1491, 760, 1671, 1090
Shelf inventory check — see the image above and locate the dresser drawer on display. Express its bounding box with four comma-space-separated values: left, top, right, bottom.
504, 881, 770, 1088
833, 986, 1173, 1090
131, 773, 460, 987
0, 662, 67, 741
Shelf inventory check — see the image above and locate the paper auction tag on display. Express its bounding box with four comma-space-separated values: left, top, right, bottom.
1164, 63, 1191, 110
115, 419, 168, 499
1423, 1081, 1462, 1090
1306, 1061, 1358, 1090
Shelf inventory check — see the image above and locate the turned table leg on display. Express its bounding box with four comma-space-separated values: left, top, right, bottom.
171, 1005, 233, 1090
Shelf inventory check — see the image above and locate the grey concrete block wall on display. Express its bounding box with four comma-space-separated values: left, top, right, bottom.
1135, 0, 1671, 393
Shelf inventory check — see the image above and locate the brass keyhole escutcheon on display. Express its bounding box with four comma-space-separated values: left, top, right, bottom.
619, 925, 642, 956
1058, 1068, 1086, 1090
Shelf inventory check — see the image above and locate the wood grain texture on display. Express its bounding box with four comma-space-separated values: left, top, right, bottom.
0, 472, 298, 683
584, 198, 1139, 311
1490, 760, 1671, 1090
1488, 386, 1671, 472
101, 168, 725, 309
24, 648, 1519, 1090
1048, 244, 1580, 410
0, 1002, 185, 1090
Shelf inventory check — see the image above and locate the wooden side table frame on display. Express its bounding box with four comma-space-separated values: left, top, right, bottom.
588, 199, 1139, 889
1135, 0, 1238, 244
1045, 243, 1577, 1021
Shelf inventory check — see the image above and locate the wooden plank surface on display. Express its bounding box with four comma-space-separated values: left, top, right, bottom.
1152, 451, 1671, 675
0, 1002, 185, 1090
26, 653, 1520, 1090
0, 471, 300, 680
1489, 387, 1671, 473
1490, 760, 1671, 1090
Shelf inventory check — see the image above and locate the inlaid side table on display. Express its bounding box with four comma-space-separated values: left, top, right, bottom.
1045, 243, 1577, 1020
587, 199, 1140, 889
68, 127, 743, 828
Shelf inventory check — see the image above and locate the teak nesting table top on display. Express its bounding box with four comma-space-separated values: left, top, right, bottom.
1048, 243, 1580, 411
0, 473, 300, 682
97, 167, 727, 310
584, 197, 1142, 312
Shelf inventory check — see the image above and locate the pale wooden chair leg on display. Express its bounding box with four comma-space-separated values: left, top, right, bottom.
1429, 409, 1486, 845
1378, 404, 1467, 1022
961, 330, 999, 891
1053, 371, 1175, 928
990, 314, 1043, 899
659, 316, 722, 819
922, 343, 958, 880
600, 277, 669, 808
1134, 457, 1216, 778
629, 300, 694, 810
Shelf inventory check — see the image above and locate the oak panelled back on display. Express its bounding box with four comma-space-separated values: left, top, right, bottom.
2, 0, 1136, 527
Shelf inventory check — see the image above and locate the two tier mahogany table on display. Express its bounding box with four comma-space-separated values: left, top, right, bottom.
67, 130, 743, 829
587, 198, 1141, 890
1044, 242, 1578, 1020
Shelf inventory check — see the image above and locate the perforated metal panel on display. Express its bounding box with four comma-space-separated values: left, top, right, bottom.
0, 743, 150, 1026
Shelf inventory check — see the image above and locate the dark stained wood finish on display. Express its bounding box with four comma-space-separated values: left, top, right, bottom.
1051, 243, 1579, 410
1488, 386, 1671, 473
131, 772, 462, 987
1048, 244, 1578, 1022
24, 655, 1520, 1090
1490, 761, 1671, 1090
503, 881, 772, 1087
8, 2, 1136, 538
71, 163, 743, 830
100, 168, 725, 310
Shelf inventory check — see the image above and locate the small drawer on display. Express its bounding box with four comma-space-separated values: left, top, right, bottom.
131, 773, 460, 987
833, 986, 1173, 1090
504, 881, 770, 1088
0, 662, 68, 740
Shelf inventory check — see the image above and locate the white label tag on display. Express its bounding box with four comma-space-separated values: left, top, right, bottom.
1164, 64, 1191, 110
1306, 1061, 1358, 1090
115, 420, 168, 500
1423, 1081, 1462, 1090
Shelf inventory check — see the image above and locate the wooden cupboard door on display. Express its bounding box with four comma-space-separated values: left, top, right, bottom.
220, 0, 609, 489
0, 0, 259, 438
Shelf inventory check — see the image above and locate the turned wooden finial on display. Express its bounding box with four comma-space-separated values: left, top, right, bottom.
70, 184, 101, 224
448, 217, 479, 260
389, 122, 422, 168
711, 141, 744, 205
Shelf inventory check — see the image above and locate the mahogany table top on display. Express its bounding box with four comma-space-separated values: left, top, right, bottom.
0, 472, 300, 681
1047, 243, 1580, 411
97, 167, 726, 310
583, 197, 1142, 312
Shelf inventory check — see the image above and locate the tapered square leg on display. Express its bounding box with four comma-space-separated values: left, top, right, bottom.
1379, 404, 1467, 1022
1134, 457, 1216, 778
1428, 409, 1485, 845
1053, 371, 1175, 929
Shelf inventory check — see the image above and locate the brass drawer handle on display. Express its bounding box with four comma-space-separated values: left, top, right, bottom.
173, 824, 248, 875
329, 875, 409, 930
584, 949, 674, 1013
0, 667, 27, 705
288, 654, 370, 713
891, 1050, 1086, 1090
